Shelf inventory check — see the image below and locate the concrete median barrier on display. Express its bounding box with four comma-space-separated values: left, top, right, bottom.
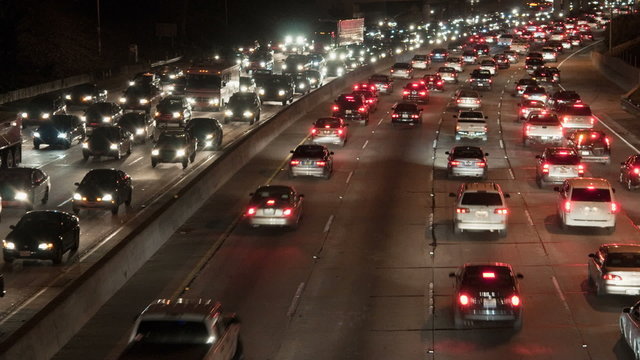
0, 55, 400, 360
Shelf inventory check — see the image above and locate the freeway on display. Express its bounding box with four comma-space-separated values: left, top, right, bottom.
55, 41, 640, 360
0, 56, 342, 339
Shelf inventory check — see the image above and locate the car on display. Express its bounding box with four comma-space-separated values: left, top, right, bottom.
478, 59, 497, 75
303, 69, 324, 89
437, 66, 458, 83
473, 44, 490, 56
223, 92, 261, 125
468, 69, 492, 91
531, 68, 557, 86
619, 155, 640, 191
449, 182, 510, 236
561, 38, 573, 50
517, 99, 548, 121
288, 144, 334, 179
453, 89, 482, 110
168, 76, 186, 95
455, 111, 488, 141
548, 90, 581, 110
151, 130, 197, 169
368, 74, 393, 94
581, 31, 594, 41
63, 83, 108, 106
555, 177, 617, 232
497, 34, 514, 46
83, 102, 124, 128
541, 47, 558, 62
119, 85, 162, 113
522, 85, 548, 102
522, 111, 563, 146
510, 40, 530, 54
621, 300, 640, 358
567, 130, 611, 164
153, 65, 184, 86
247, 50, 275, 73
449, 262, 523, 329
588, 244, 640, 297
282, 54, 312, 74
185, 117, 223, 150
390, 62, 413, 79
82, 126, 133, 160
33, 114, 86, 149
422, 74, 445, 91
325, 59, 346, 77
391, 102, 423, 125
332, 94, 369, 125
129, 72, 160, 88
462, 50, 478, 64
535, 147, 585, 187
120, 299, 242, 360
310, 117, 348, 146
402, 82, 429, 103
493, 54, 510, 69
556, 103, 594, 131
429, 48, 449, 62
0, 167, 50, 210
446, 146, 488, 179
289, 72, 311, 95
546, 40, 564, 54
244, 185, 303, 229
308, 53, 326, 71
514, 78, 538, 97
525, 58, 545, 74
3, 210, 79, 264
154, 96, 192, 126
255, 74, 295, 106
411, 54, 431, 69
352, 81, 377, 94
19, 94, 67, 126
352, 88, 378, 111
72, 168, 132, 215
569, 35, 582, 47
444, 57, 464, 72
116, 112, 155, 144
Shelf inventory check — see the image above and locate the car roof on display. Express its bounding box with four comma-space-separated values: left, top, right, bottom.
141, 299, 221, 321
601, 244, 640, 254
462, 182, 502, 193
565, 177, 611, 188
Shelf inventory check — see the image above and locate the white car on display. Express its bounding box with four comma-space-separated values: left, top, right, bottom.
522, 111, 563, 146
450, 182, 510, 237
589, 244, 640, 296
555, 177, 618, 233
621, 301, 640, 359
478, 59, 497, 75
557, 103, 595, 131
444, 57, 464, 72
455, 111, 488, 141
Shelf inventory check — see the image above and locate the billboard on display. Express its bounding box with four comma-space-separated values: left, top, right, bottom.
338, 18, 364, 46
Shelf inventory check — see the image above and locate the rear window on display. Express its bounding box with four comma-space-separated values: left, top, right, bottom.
461, 266, 515, 287
294, 146, 324, 157
393, 63, 411, 69
135, 320, 209, 344
460, 112, 483, 119
337, 95, 363, 105
315, 118, 341, 127
570, 188, 611, 202
560, 106, 592, 116
413, 55, 427, 61
605, 253, 640, 267
453, 148, 483, 158
547, 152, 580, 164
517, 79, 537, 86
461, 192, 503, 206
395, 103, 417, 112
528, 114, 559, 124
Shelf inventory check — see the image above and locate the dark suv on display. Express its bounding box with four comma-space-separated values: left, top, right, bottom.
332, 94, 369, 125
151, 130, 197, 169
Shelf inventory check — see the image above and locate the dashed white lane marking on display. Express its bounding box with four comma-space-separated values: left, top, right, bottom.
378, 118, 384, 125
286, 282, 306, 317
58, 197, 72, 207
129, 156, 144, 165
323, 215, 334, 233
552, 275, 571, 312
499, 139, 504, 149
346, 170, 354, 184
362, 140, 369, 149
508, 168, 515, 180
0, 288, 47, 326
432, 139, 437, 148
524, 209, 534, 226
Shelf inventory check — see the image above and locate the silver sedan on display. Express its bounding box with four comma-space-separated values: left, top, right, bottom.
244, 185, 303, 229
589, 244, 640, 296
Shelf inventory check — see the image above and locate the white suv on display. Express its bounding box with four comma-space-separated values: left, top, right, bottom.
450, 182, 510, 237
555, 177, 618, 233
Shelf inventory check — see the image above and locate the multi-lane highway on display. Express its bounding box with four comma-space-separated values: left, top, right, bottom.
50, 38, 640, 360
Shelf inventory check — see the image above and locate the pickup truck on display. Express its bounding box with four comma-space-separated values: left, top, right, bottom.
455, 111, 488, 141
522, 112, 564, 146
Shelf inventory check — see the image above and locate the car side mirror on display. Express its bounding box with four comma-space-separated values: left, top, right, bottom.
299, 194, 304, 198
74, 182, 80, 186
516, 273, 524, 279
535, 155, 541, 159
290, 150, 294, 153
588, 253, 596, 258
445, 151, 450, 155
504, 193, 511, 198
449, 192, 456, 197
623, 307, 631, 313
485, 152, 490, 156
453, 115, 457, 118
9, 225, 15, 230
449, 272, 456, 278
553, 186, 560, 192
249, 192, 254, 196
612, 188, 616, 193
330, 152, 334, 155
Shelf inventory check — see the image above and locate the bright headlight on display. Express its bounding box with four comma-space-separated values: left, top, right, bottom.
65, 94, 71, 100
80, 116, 86, 121
21, 112, 28, 118
209, 98, 219, 105
243, 111, 253, 117
83, 95, 93, 101
278, 90, 285, 96
173, 112, 181, 118
3, 241, 15, 250
119, 97, 127, 103
282, 64, 287, 70
186, 97, 195, 104
135, 128, 144, 135
309, 78, 317, 84
151, 149, 159, 156
205, 140, 213, 147
258, 89, 265, 95
176, 149, 186, 157
57, 132, 67, 138
260, 61, 266, 67
102, 116, 112, 123
224, 110, 233, 116
240, 85, 248, 92
14, 192, 28, 201
206, 134, 213, 139
129, 81, 135, 86
359, 56, 365, 62
102, 194, 113, 201
299, 83, 305, 89
33, 132, 40, 138
82, 142, 89, 148
297, 64, 303, 70
169, 74, 176, 79
110, 143, 118, 150
38, 243, 53, 250
73, 193, 82, 200
42, 113, 50, 119
139, 98, 149, 104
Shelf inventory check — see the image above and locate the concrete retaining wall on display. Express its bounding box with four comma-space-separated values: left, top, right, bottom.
591, 50, 640, 92
0, 56, 398, 360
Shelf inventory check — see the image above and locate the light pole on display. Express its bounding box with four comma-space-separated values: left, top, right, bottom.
609, 5, 613, 53
97, 0, 102, 57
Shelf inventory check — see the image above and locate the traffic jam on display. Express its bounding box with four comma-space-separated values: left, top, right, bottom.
4, 2, 640, 359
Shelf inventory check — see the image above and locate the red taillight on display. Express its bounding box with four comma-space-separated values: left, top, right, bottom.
563, 116, 570, 123
411, 114, 419, 119
337, 129, 343, 135
419, 91, 427, 96
590, 117, 595, 125
494, 208, 509, 215
517, 86, 522, 90
383, 84, 389, 88
437, 81, 443, 85
577, 164, 585, 174
311, 128, 317, 134
564, 200, 572, 213
542, 163, 550, 173
450, 160, 460, 166
403, 90, 410, 95
246, 207, 257, 216
633, 167, 640, 175
315, 161, 326, 167
510, 295, 521, 307
358, 107, 366, 113
392, 113, 399, 118
604, 137, 610, 146
456, 99, 462, 103
456, 207, 469, 214
475, 99, 480, 104
332, 105, 339, 111
390, 69, 394, 72
367, 99, 374, 103
482, 272, 496, 278
611, 202, 619, 213
477, 161, 486, 167
266, 199, 275, 206
283, 208, 293, 216
603, 274, 622, 281
458, 294, 470, 306
290, 160, 300, 166
520, 108, 526, 113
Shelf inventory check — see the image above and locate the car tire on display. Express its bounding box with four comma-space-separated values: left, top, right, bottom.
453, 309, 465, 329
52, 245, 63, 265
232, 339, 244, 360
111, 205, 119, 215
323, 170, 331, 180
453, 223, 462, 235
114, 152, 121, 160
536, 177, 543, 188
498, 228, 507, 238
340, 139, 346, 147
182, 159, 189, 169
34, 143, 40, 150
3, 255, 14, 264
282, 100, 287, 106
559, 215, 568, 230
72, 207, 80, 215
64, 141, 71, 150
512, 316, 523, 331
223, 118, 230, 125
628, 179, 634, 191
125, 192, 132, 207
42, 188, 49, 204
607, 225, 616, 235
126, 146, 131, 156
522, 138, 529, 147
82, 151, 90, 160
71, 231, 80, 252
595, 283, 606, 297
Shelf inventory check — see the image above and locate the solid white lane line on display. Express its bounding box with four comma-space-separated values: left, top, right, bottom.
362, 140, 369, 149
595, 115, 640, 153
557, 40, 603, 68
58, 197, 72, 207
287, 282, 306, 317
552, 275, 571, 312
129, 156, 144, 165
323, 215, 334, 233
0, 288, 47, 326
346, 171, 354, 184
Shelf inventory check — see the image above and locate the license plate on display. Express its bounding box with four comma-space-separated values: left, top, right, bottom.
411, 91, 417, 95
560, 168, 568, 173
483, 298, 497, 308
541, 136, 549, 140
264, 208, 275, 215
345, 110, 352, 114
626, 289, 640, 295
323, 130, 333, 135
581, 151, 590, 155
19, 251, 30, 257
301, 160, 312, 165
475, 211, 488, 217
464, 161, 473, 166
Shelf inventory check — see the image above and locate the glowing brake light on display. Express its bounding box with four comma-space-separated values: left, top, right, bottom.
578, 164, 585, 175
494, 208, 509, 215
403, 90, 410, 95
510, 295, 521, 307
315, 161, 326, 167
283, 208, 293, 216
290, 160, 300, 166
419, 91, 427, 96
482, 272, 496, 278
311, 128, 317, 134
450, 160, 460, 166
604, 137, 610, 146
603, 274, 622, 281
563, 116, 570, 123
266, 199, 276, 205
411, 114, 419, 119
391, 114, 399, 118
437, 81, 443, 85
412, 83, 419, 87
458, 294, 470, 306
542, 163, 550, 173
611, 202, 619, 213
358, 107, 366, 113
564, 200, 572, 213
633, 167, 640, 175
332, 105, 339, 111
456, 207, 469, 213
246, 207, 257, 216
337, 129, 343, 135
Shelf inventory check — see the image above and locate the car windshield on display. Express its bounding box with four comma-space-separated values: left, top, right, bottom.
395, 103, 417, 112
188, 119, 216, 132
571, 188, 611, 202
315, 118, 341, 127
17, 213, 63, 229
461, 266, 515, 287
87, 103, 112, 114
50, 115, 76, 128
135, 320, 209, 344
119, 114, 144, 127
605, 253, 640, 267
81, 170, 117, 187
158, 135, 186, 146
92, 127, 120, 139
460, 192, 503, 206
